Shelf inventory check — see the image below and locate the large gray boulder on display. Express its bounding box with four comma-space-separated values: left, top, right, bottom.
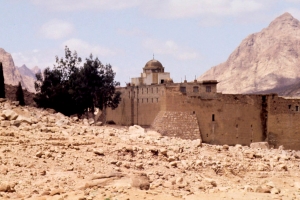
250, 142, 269, 150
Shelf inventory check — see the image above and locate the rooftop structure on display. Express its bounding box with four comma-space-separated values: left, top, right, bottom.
131, 59, 171, 86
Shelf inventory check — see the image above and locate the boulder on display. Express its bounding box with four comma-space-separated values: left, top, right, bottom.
10, 120, 21, 127
95, 121, 103, 126
88, 118, 95, 125
129, 125, 145, 135
2, 110, 18, 120
191, 139, 202, 148
131, 174, 150, 190
1, 121, 10, 127
0, 182, 16, 192
250, 142, 269, 149
55, 118, 69, 127
83, 118, 89, 126
93, 149, 104, 156
16, 115, 32, 124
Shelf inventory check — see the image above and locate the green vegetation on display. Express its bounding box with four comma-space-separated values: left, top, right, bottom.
0, 62, 5, 98
16, 82, 25, 106
34, 46, 121, 120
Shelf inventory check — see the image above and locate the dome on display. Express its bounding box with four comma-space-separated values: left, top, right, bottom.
143, 59, 164, 70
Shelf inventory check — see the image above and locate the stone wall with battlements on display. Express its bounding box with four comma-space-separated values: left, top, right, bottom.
106, 83, 300, 150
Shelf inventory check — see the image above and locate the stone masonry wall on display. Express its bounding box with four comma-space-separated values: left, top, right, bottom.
152, 111, 201, 140
267, 95, 300, 150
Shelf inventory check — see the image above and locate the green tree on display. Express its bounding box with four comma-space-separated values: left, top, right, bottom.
0, 62, 5, 98
77, 55, 121, 121
34, 47, 121, 120
34, 46, 82, 116
16, 82, 25, 106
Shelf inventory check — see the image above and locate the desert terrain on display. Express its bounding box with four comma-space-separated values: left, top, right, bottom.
0, 99, 300, 200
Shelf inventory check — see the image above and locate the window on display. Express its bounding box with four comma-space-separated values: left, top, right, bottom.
296, 106, 299, 111
193, 86, 199, 93
180, 87, 186, 93
289, 105, 291, 109
212, 114, 215, 121
206, 86, 211, 93
129, 92, 131, 98
142, 88, 143, 94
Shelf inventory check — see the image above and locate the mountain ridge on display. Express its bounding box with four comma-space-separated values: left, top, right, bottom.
198, 12, 300, 96
0, 48, 39, 93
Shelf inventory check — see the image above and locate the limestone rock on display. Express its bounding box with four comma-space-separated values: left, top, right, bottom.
93, 149, 104, 156
55, 118, 69, 127
1, 121, 10, 127
131, 174, 150, 190
0, 182, 16, 192
2, 110, 18, 120
129, 125, 145, 135
16, 115, 32, 124
250, 142, 269, 149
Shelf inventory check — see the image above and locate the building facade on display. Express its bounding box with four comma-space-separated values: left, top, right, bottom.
107, 60, 300, 150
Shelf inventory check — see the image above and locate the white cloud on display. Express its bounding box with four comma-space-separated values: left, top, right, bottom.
40, 19, 74, 40
140, 0, 265, 19
143, 39, 199, 60
31, 0, 267, 19
62, 38, 117, 58
31, 0, 140, 12
117, 28, 146, 37
285, 0, 300, 3
12, 49, 55, 69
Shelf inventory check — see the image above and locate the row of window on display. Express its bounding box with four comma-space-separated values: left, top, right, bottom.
180, 86, 212, 93
288, 105, 299, 111
138, 98, 159, 103
141, 87, 159, 94
129, 88, 162, 98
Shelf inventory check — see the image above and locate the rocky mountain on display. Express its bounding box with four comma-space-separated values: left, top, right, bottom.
30, 66, 41, 75
0, 48, 38, 93
18, 64, 36, 79
17, 64, 38, 93
0, 48, 24, 87
198, 13, 300, 96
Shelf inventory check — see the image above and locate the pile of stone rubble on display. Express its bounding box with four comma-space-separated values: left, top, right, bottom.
0, 99, 300, 200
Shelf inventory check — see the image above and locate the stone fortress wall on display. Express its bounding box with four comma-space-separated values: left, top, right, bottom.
106, 59, 300, 150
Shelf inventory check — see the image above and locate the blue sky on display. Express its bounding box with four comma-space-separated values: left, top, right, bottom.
1, 0, 300, 85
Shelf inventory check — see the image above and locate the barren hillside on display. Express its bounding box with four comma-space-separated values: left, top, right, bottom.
0, 48, 38, 93
199, 13, 300, 96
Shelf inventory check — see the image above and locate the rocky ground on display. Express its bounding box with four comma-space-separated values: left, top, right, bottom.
0, 99, 300, 200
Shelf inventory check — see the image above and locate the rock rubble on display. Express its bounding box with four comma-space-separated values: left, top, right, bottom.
0, 99, 299, 199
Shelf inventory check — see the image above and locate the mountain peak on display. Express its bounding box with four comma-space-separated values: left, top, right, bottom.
268, 12, 300, 29
199, 13, 300, 96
